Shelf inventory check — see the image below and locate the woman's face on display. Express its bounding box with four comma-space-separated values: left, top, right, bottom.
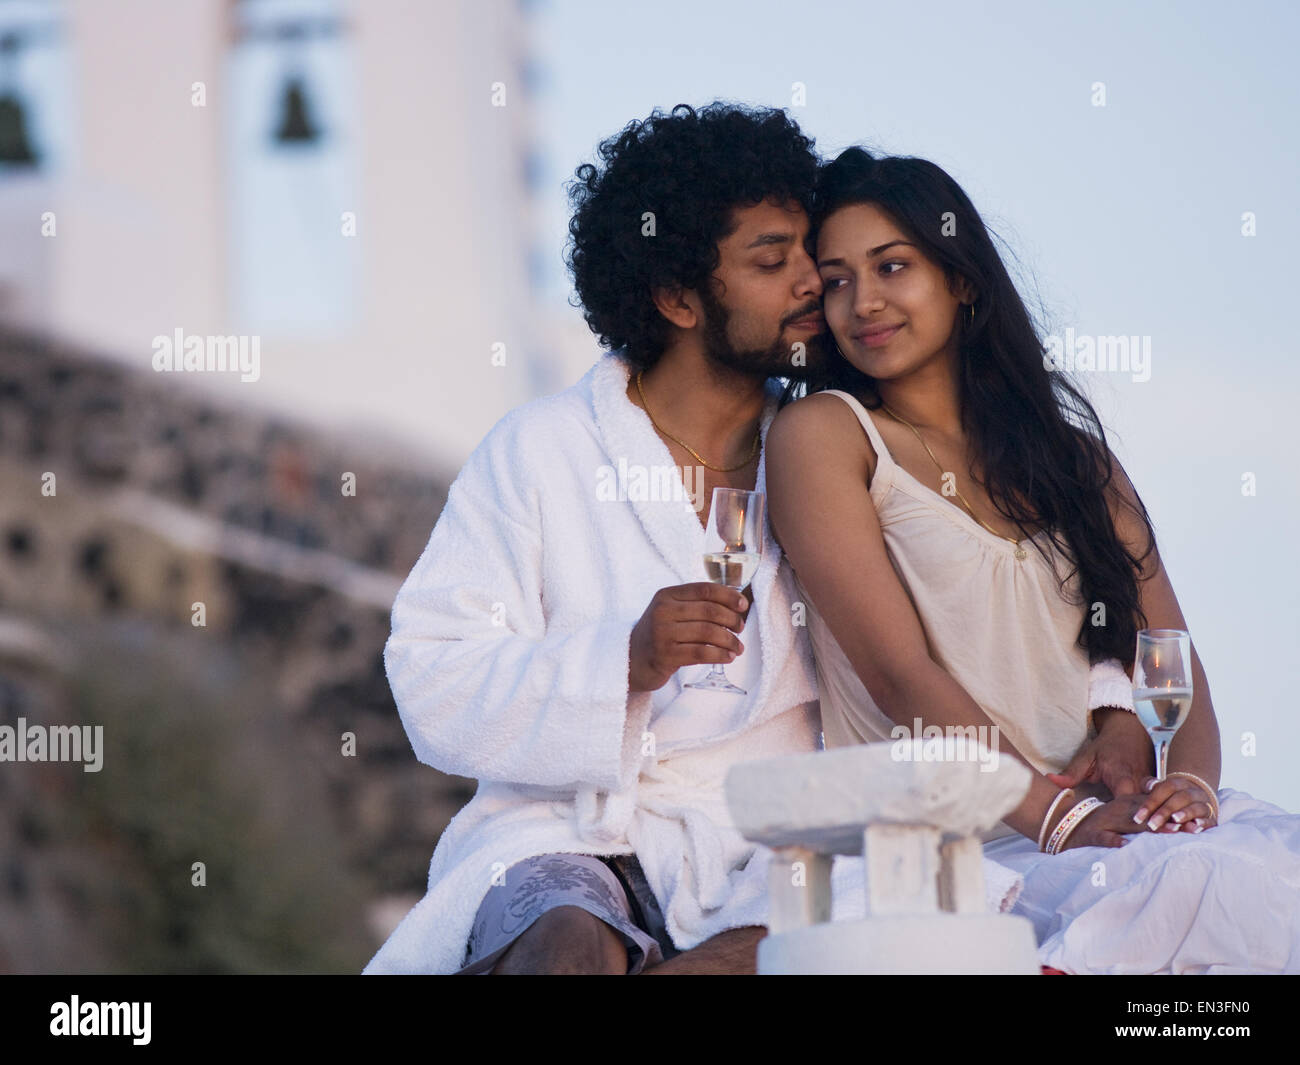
815, 202, 968, 382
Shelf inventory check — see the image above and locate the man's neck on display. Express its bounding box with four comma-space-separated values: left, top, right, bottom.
625, 345, 768, 464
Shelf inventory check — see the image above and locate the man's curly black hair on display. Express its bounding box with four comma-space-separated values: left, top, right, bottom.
565, 102, 820, 374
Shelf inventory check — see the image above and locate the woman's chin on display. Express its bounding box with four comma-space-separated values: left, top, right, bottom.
840, 349, 895, 380
836, 340, 920, 383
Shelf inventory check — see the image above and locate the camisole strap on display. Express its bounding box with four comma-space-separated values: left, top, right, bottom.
820, 389, 897, 494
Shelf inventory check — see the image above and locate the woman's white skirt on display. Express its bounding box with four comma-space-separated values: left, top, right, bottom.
983, 788, 1300, 974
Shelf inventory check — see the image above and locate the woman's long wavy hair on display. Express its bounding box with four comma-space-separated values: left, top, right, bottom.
786, 147, 1157, 667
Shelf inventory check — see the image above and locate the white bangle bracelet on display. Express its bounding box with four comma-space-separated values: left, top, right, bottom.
1046, 797, 1104, 855
1038, 789, 1074, 852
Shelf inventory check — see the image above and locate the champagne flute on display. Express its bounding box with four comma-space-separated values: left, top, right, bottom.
1131, 629, 1194, 781
685, 486, 763, 695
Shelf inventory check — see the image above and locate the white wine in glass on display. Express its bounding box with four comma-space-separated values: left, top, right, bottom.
1131, 628, 1193, 781
685, 486, 763, 695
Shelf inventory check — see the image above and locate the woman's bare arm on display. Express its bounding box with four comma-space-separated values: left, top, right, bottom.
766, 395, 1086, 843
1104, 454, 1222, 790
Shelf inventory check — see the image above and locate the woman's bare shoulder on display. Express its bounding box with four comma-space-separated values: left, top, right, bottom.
768, 391, 877, 481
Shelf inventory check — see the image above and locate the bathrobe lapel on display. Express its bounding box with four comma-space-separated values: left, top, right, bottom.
588, 350, 793, 738
590, 351, 705, 585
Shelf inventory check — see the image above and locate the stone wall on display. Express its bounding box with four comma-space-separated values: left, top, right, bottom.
0, 327, 475, 973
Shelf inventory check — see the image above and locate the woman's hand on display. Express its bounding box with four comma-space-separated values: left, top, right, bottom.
1055, 792, 1176, 850
1047, 708, 1154, 799
1132, 775, 1218, 834
1055, 798, 1137, 850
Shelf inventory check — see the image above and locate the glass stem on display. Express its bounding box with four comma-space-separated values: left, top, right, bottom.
1153, 734, 1172, 780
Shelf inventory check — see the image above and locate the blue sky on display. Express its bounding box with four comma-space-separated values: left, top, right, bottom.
530, 0, 1300, 811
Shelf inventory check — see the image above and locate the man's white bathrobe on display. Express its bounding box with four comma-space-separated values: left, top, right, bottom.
363, 349, 853, 973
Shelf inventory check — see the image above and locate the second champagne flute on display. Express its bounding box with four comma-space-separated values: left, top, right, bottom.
685, 486, 763, 695
1131, 628, 1194, 781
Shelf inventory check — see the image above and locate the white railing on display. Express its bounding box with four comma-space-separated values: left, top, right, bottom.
725, 741, 1041, 974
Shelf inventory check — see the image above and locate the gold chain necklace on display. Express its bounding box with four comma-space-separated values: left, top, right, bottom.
636, 370, 761, 473
880, 401, 1028, 559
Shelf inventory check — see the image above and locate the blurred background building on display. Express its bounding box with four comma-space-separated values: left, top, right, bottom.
0, 0, 594, 467
0, 0, 600, 974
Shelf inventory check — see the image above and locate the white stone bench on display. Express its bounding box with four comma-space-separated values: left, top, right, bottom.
724, 740, 1041, 974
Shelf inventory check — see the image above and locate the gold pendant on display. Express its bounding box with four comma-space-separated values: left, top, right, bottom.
1014, 545, 1027, 561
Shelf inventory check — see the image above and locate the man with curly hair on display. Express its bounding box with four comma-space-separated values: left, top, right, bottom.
365, 102, 839, 975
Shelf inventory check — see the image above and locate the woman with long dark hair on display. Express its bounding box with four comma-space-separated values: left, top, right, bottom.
765, 147, 1300, 973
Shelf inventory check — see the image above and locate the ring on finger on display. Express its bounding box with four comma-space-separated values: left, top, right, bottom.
1176, 801, 1212, 826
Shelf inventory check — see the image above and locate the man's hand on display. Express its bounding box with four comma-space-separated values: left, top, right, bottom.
628, 582, 750, 693
1047, 708, 1153, 798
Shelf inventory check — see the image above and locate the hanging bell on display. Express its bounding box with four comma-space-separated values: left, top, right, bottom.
273, 75, 320, 146
0, 91, 38, 165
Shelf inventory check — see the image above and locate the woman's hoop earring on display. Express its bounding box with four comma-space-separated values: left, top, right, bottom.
968, 303, 976, 326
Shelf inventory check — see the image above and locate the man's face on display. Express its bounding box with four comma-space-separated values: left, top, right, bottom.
695, 198, 830, 381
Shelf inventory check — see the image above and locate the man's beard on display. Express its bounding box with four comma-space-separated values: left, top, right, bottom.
697, 287, 830, 382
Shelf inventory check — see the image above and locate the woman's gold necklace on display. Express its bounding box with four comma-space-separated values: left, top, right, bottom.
880, 401, 1028, 560
636, 370, 760, 473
